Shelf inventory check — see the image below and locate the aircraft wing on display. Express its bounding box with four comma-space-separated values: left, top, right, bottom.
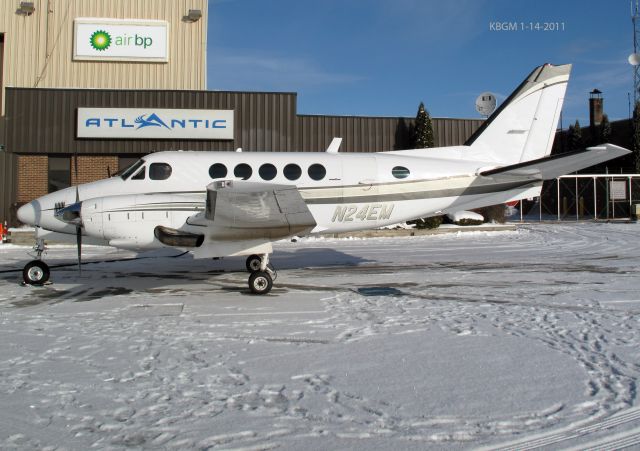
205, 180, 317, 239
480, 144, 631, 181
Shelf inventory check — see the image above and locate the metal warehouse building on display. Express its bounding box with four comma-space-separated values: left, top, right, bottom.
0, 0, 482, 225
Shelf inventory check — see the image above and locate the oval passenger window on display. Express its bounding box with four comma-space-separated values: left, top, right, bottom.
209, 163, 228, 179
234, 163, 252, 180
392, 166, 410, 179
149, 163, 172, 180
308, 164, 326, 181
283, 163, 302, 181
259, 163, 277, 180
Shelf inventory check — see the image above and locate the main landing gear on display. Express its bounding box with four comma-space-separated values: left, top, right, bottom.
246, 254, 276, 295
23, 238, 50, 285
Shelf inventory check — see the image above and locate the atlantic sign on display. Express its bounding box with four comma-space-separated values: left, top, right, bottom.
77, 108, 234, 140
73, 18, 169, 62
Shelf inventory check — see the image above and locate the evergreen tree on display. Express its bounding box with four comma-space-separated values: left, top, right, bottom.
633, 102, 640, 172
600, 114, 612, 143
413, 102, 435, 148
568, 119, 583, 150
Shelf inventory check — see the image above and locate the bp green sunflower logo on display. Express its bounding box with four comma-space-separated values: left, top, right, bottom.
89, 30, 111, 51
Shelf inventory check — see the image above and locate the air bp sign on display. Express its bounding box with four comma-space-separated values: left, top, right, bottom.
73, 18, 169, 62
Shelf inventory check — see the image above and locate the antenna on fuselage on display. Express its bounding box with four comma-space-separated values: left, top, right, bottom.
325, 137, 342, 154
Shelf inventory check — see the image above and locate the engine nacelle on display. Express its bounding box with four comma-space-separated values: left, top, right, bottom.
80, 193, 204, 250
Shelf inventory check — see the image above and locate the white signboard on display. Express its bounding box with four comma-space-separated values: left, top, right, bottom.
74, 18, 169, 62
77, 108, 234, 140
609, 180, 627, 200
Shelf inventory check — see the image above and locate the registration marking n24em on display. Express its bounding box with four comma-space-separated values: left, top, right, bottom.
331, 203, 394, 222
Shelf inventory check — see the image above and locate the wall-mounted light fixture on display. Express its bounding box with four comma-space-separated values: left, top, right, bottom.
16, 1, 35, 16
183, 9, 202, 22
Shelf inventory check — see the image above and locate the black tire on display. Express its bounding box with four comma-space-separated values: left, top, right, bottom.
246, 254, 262, 272
248, 271, 273, 295
23, 260, 50, 285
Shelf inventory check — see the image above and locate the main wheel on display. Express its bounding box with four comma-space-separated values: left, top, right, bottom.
248, 271, 273, 295
23, 260, 50, 285
246, 254, 262, 272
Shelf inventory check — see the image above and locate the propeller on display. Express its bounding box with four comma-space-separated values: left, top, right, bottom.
74, 153, 82, 274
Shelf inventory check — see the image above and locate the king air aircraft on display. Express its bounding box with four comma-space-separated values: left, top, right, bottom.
17, 64, 630, 294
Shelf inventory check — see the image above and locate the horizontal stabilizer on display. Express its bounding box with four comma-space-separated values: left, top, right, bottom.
480, 144, 631, 181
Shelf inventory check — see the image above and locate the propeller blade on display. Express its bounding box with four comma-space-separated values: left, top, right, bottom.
73, 152, 82, 274
76, 225, 82, 274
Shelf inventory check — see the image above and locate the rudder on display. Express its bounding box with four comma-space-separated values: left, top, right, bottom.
465, 64, 571, 166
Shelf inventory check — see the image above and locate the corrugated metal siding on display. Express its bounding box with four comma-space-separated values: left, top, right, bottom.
5, 88, 298, 154
0, 0, 207, 113
297, 115, 483, 152
0, 150, 16, 226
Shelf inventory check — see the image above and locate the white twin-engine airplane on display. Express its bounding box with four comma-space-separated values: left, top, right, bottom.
17, 63, 630, 294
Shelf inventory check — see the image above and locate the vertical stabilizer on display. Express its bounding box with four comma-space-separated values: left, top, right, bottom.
465, 64, 571, 165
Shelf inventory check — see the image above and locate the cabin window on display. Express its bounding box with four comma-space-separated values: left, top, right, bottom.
121, 159, 145, 180
308, 164, 326, 181
392, 166, 410, 179
209, 163, 228, 179
234, 163, 252, 180
131, 166, 146, 180
149, 163, 172, 180
259, 163, 277, 181
283, 163, 301, 181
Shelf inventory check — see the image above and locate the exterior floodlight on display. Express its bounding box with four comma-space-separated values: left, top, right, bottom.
184, 9, 202, 22
16, 1, 35, 16
629, 53, 640, 66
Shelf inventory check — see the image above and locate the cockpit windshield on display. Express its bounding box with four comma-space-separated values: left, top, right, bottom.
120, 159, 145, 180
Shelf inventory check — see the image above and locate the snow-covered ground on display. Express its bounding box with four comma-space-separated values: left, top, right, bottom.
0, 223, 639, 450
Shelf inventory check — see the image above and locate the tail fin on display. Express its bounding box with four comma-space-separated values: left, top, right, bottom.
465, 63, 571, 165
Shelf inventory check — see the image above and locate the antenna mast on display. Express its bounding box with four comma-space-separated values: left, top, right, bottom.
632, 0, 640, 104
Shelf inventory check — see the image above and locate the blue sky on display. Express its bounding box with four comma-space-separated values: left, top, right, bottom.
207, 0, 632, 126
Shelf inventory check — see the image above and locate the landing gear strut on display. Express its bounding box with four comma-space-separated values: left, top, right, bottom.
247, 253, 276, 295
23, 238, 50, 285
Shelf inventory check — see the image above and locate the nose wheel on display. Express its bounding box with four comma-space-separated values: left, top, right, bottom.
246, 253, 276, 295
23, 238, 50, 285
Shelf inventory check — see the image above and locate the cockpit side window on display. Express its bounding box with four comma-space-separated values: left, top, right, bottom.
121, 159, 145, 180
149, 162, 172, 180
131, 166, 146, 180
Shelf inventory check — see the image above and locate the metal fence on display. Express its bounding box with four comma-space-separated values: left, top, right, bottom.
518, 174, 640, 221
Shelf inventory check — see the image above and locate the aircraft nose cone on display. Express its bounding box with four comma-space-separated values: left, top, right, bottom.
17, 202, 37, 226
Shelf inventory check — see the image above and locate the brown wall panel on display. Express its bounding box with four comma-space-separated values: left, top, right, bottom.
5, 88, 299, 155
296, 115, 483, 152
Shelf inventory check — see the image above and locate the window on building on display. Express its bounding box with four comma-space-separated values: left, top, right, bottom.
259, 163, 277, 180
234, 163, 252, 180
48, 156, 71, 193
149, 163, 172, 180
308, 164, 326, 181
392, 166, 410, 179
283, 163, 301, 181
209, 163, 228, 179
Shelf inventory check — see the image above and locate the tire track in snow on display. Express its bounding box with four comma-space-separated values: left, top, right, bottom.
478, 405, 640, 451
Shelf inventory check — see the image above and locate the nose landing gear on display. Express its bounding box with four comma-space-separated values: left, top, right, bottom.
246, 253, 276, 295
23, 238, 50, 285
